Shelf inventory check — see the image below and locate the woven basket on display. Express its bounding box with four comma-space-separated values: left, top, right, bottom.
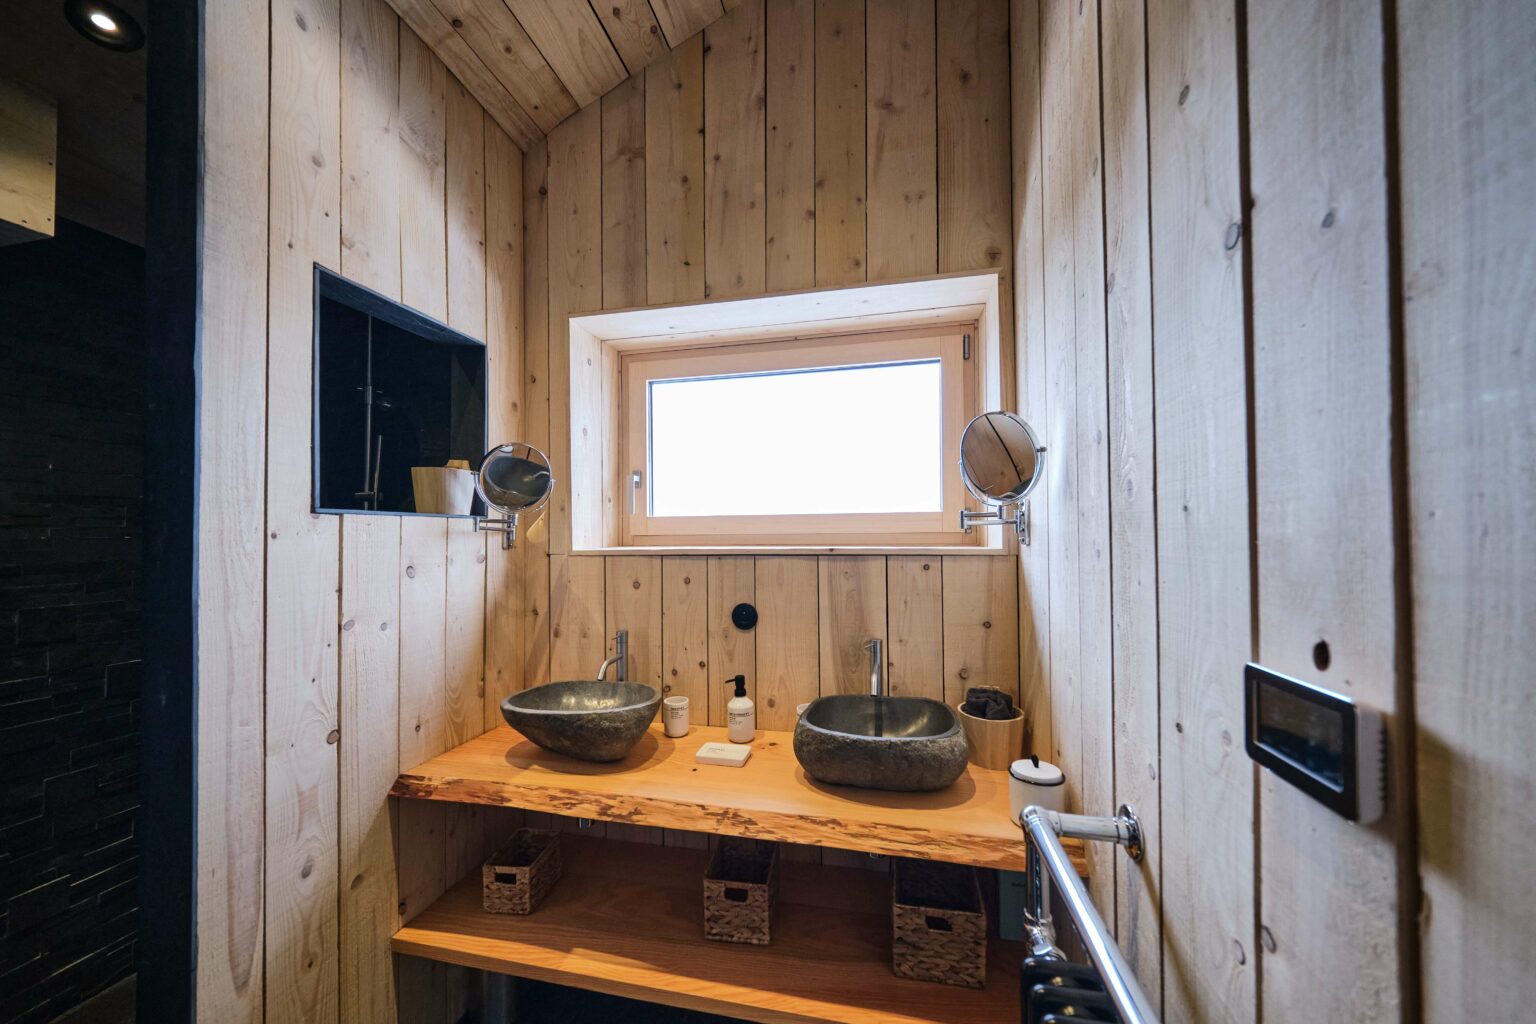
481, 829, 562, 915
703, 838, 779, 945
891, 859, 987, 988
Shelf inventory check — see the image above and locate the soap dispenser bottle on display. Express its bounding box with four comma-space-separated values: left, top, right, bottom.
724, 675, 755, 743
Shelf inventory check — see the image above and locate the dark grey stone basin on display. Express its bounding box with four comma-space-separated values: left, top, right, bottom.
793, 695, 969, 792
500, 681, 661, 763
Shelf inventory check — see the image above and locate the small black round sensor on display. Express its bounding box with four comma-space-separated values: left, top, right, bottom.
730, 602, 758, 631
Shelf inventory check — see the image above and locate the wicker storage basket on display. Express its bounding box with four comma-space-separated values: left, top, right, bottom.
703, 838, 779, 945
891, 859, 987, 988
481, 829, 562, 915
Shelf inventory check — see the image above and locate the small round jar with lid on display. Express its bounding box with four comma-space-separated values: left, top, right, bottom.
1009, 755, 1066, 823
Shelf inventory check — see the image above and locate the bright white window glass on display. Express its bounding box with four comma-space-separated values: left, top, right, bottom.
647, 360, 943, 517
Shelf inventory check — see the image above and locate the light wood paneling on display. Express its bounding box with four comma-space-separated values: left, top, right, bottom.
940, 556, 1019, 707
1145, 0, 1256, 1017
199, 0, 269, 1016
865, 0, 936, 281
0, 80, 56, 245
420, 0, 573, 134
817, 557, 886, 696
1402, 1, 1536, 1019
813, 0, 866, 287
264, 0, 343, 1016
706, 556, 757, 725
764, 0, 815, 291
661, 557, 710, 709
601, 73, 648, 310
521, 138, 553, 688
752, 557, 817, 731
886, 557, 943, 702
644, 36, 705, 305
338, 515, 401, 1023
703, 0, 766, 298
606, 556, 663, 687
200, 0, 524, 1017
1247, 0, 1403, 1016
597, 0, 669, 74
549, 553, 607, 680
1098, 0, 1161, 1000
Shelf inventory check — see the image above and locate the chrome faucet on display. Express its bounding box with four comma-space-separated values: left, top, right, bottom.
865, 638, 885, 696
596, 630, 628, 682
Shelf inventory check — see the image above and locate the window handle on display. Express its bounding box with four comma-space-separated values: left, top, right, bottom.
629, 470, 643, 515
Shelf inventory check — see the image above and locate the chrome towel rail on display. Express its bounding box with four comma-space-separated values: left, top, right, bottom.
1021, 804, 1159, 1024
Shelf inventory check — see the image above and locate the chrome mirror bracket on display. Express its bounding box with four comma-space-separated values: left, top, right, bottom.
959, 500, 1031, 546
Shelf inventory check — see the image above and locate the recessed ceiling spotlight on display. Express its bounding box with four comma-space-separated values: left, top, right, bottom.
64, 0, 143, 52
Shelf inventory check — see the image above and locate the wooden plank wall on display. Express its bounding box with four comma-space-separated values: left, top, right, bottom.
520, 0, 1025, 836
198, 0, 522, 1020
1011, 0, 1535, 1022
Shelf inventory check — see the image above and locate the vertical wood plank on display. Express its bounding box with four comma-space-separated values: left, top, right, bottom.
1038, 0, 1080, 794
1147, 0, 1256, 1016
606, 556, 663, 687
706, 557, 756, 725
865, 0, 936, 281
1009, 0, 1051, 762
549, 554, 607, 680
1402, 2, 1536, 1019
938, 0, 1014, 401
521, 139, 552, 687
1066, 0, 1114, 910
813, 0, 866, 286
264, 0, 341, 1018
601, 73, 647, 310
764, 0, 815, 291
754, 557, 817, 731
444, 525, 486, 750
817, 556, 886, 696
885, 556, 942, 701
341, 0, 401, 296
338, 515, 400, 1023
703, 0, 766, 298
645, 35, 706, 304
1099, 0, 1161, 998
397, 31, 447, 319
484, 125, 526, 721
661, 557, 710, 711
547, 104, 602, 555
941, 556, 1019, 707
199, 0, 269, 1016
1247, 0, 1402, 1016
398, 517, 449, 770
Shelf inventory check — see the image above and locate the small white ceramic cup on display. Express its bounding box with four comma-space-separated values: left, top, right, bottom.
1009, 755, 1066, 824
795, 702, 811, 718
663, 695, 691, 738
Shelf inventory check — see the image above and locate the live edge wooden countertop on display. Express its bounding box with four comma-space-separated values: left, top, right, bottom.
392, 724, 1085, 874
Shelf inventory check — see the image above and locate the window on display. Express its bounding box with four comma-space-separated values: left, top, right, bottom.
620, 327, 977, 546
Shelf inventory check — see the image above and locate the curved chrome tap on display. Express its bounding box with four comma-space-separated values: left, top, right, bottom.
596, 629, 628, 682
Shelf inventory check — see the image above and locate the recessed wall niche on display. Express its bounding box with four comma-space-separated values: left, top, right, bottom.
313, 267, 487, 516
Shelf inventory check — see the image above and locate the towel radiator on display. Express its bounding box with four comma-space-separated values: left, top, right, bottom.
1020, 804, 1159, 1024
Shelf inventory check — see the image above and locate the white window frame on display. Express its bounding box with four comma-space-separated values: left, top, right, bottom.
618, 326, 978, 547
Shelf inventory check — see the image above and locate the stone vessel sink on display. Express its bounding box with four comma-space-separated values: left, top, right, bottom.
500, 681, 661, 763
793, 694, 969, 792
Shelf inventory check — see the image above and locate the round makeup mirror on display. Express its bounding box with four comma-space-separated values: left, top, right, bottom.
957, 412, 1046, 544
475, 443, 554, 547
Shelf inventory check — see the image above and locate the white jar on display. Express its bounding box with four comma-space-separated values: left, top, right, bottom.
1009, 756, 1066, 824
662, 695, 690, 738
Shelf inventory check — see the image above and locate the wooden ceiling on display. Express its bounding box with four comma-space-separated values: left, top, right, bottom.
385, 0, 733, 150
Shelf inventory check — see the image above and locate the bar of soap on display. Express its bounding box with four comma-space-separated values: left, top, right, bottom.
695, 742, 752, 767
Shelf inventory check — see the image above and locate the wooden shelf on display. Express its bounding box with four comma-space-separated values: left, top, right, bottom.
394, 835, 1029, 1024
393, 724, 1085, 874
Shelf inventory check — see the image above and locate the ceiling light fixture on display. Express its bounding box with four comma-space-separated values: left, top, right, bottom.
64, 0, 144, 52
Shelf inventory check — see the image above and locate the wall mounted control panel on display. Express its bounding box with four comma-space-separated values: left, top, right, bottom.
1244, 663, 1385, 823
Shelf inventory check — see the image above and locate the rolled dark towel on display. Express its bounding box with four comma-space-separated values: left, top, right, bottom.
962, 686, 1016, 720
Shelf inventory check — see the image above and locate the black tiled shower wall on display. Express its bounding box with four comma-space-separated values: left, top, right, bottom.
0, 221, 144, 1024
